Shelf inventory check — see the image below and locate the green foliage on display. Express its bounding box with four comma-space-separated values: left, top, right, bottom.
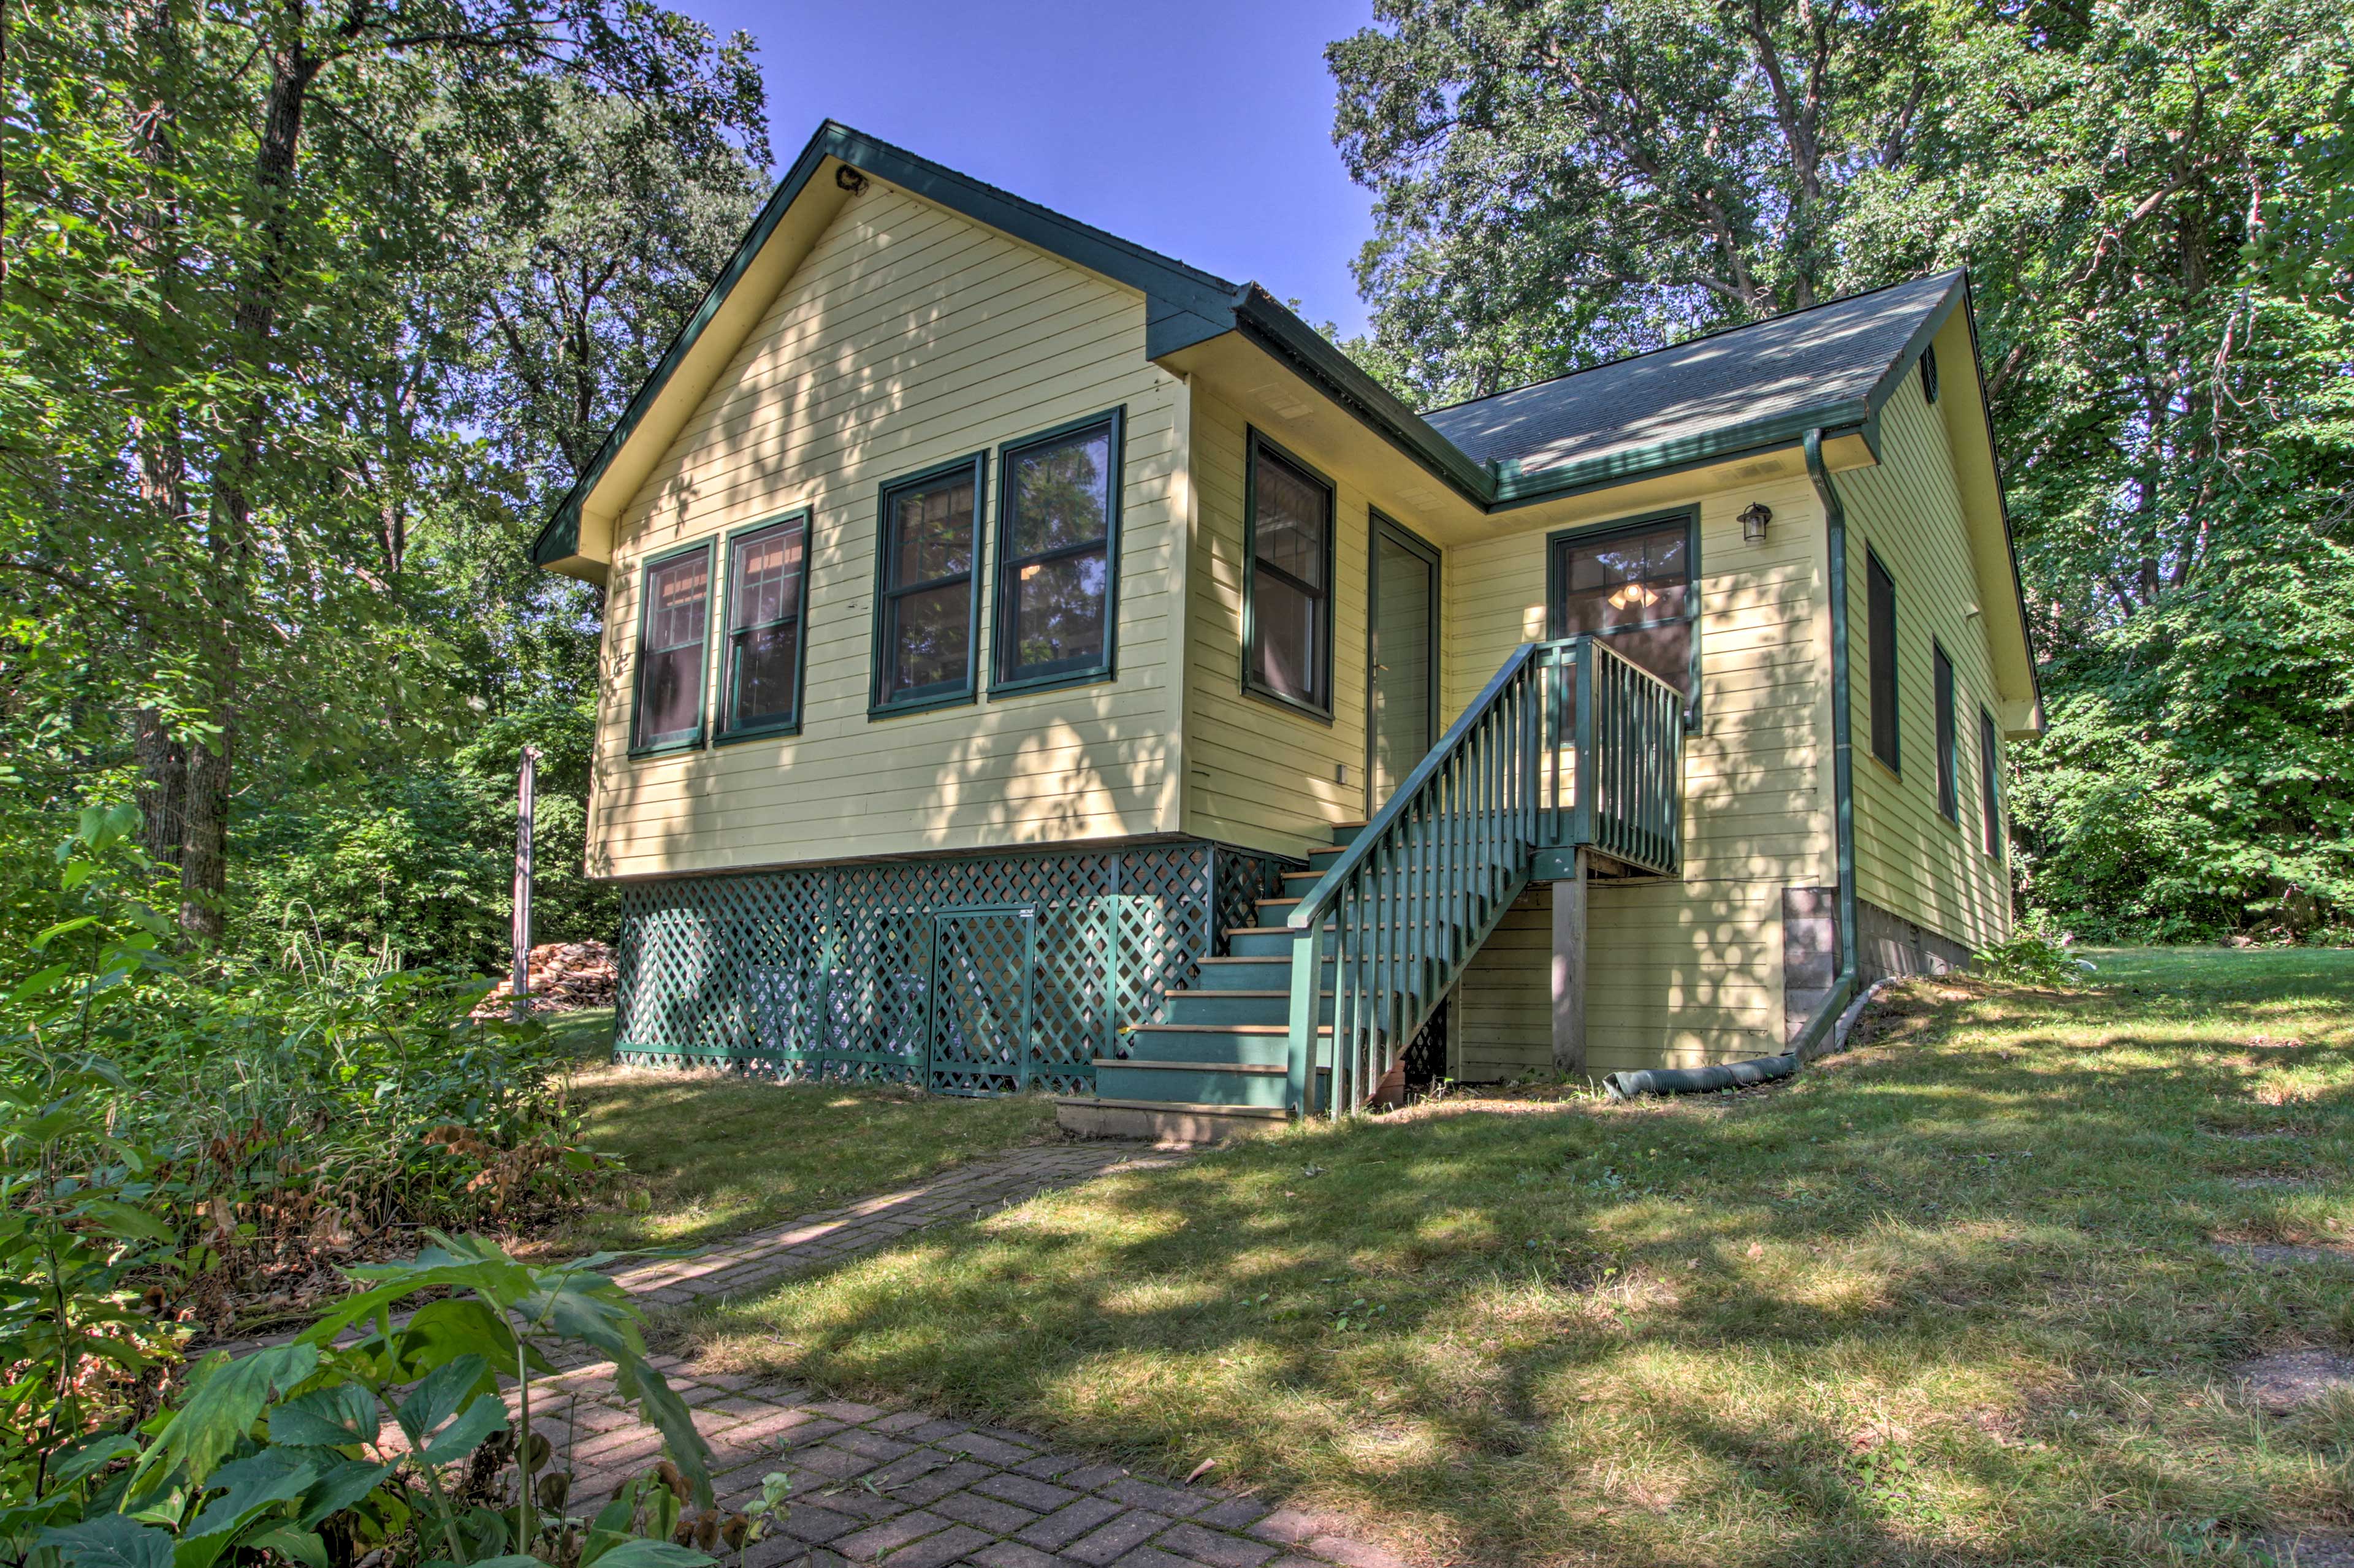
1328, 0, 2354, 937
1971, 922, 2089, 988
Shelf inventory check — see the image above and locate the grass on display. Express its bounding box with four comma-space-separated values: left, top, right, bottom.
539, 1008, 1061, 1254
679, 948, 2354, 1566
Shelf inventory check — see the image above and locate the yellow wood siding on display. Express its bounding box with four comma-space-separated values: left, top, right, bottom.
1179, 389, 1371, 856
1446, 478, 1836, 1076
1837, 370, 2013, 951
585, 186, 1186, 877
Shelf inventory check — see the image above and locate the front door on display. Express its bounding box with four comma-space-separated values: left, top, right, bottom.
1368, 514, 1441, 811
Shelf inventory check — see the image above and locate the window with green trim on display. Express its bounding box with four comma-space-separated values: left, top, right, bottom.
631, 544, 713, 753
1979, 706, 2004, 859
1933, 639, 1958, 820
872, 454, 985, 714
1547, 514, 1695, 696
720, 514, 809, 739
993, 411, 1121, 693
1867, 547, 1899, 773
1245, 433, 1334, 716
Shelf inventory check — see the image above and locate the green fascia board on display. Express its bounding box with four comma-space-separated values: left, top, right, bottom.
532, 121, 1241, 568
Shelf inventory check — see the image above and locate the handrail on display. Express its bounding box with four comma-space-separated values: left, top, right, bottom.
1281, 635, 1686, 1116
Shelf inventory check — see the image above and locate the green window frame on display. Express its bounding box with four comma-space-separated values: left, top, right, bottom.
1933, 638, 1959, 821
628, 538, 714, 757
1544, 506, 1702, 725
990, 407, 1124, 698
717, 510, 812, 743
870, 451, 987, 718
1866, 546, 1900, 775
1242, 427, 1336, 720
1979, 706, 2004, 859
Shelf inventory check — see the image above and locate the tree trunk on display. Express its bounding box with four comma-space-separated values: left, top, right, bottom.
176, 1, 316, 939
134, 712, 186, 867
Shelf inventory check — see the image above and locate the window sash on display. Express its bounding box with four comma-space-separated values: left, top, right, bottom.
1246, 436, 1334, 715
1867, 549, 1899, 772
874, 458, 984, 710
632, 545, 711, 752
995, 413, 1120, 690
1933, 642, 1958, 820
722, 517, 808, 737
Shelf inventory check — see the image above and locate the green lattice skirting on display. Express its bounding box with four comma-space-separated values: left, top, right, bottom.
611, 840, 1289, 1097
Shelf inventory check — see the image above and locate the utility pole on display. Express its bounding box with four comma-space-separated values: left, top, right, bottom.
511, 744, 542, 1022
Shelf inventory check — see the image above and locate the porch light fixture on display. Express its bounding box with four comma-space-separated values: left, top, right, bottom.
1739, 501, 1772, 542
1607, 581, 1661, 612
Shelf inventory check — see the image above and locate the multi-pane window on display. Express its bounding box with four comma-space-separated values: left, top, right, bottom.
1867, 548, 1900, 772
1550, 516, 1695, 695
631, 544, 711, 752
1979, 707, 2004, 858
873, 455, 985, 712
1933, 641, 1959, 821
722, 515, 809, 737
1246, 436, 1334, 714
995, 412, 1121, 691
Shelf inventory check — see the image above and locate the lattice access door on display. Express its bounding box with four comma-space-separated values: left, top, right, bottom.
929, 907, 1036, 1097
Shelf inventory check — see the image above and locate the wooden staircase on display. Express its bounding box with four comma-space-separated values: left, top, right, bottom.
1055, 823, 1366, 1144
1054, 634, 1689, 1146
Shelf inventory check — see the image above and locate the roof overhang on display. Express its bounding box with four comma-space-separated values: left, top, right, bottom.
527, 122, 2041, 733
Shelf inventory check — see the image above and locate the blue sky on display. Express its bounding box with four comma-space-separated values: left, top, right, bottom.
663, 0, 1382, 338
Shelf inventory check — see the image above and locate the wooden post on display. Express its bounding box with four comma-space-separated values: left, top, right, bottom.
511, 744, 542, 1022
1551, 848, 1587, 1075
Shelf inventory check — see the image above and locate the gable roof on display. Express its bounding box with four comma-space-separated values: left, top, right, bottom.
525, 120, 2035, 724
1425, 272, 1963, 485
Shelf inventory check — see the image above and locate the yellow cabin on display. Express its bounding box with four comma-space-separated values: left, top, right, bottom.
530, 122, 2043, 1139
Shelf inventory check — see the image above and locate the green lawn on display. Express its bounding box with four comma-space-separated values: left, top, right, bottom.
678, 948, 2354, 1566
541, 1010, 1061, 1255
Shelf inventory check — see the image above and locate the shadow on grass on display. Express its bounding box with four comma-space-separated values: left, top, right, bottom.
678, 953, 2354, 1566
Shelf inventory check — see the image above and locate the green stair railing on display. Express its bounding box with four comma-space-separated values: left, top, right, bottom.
1284, 636, 1686, 1116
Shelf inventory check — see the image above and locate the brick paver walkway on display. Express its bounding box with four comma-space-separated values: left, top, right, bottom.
438, 1143, 1406, 1568
609, 1145, 1184, 1308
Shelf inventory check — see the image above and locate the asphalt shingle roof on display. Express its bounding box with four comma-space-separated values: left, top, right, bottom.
1420, 272, 1964, 476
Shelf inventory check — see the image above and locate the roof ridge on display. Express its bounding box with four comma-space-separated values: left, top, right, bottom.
1419, 269, 1967, 421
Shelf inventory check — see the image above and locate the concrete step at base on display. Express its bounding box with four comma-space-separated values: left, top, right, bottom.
1054, 1096, 1288, 1145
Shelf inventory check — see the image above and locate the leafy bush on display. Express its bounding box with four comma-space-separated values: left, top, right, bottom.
6, 805, 603, 1340
1973, 923, 2090, 988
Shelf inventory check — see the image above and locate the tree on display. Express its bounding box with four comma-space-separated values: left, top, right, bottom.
1328, 0, 2354, 935
3, 0, 764, 948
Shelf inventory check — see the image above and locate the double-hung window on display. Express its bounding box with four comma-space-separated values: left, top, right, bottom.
1548, 512, 1697, 698
1979, 707, 2004, 858
631, 542, 712, 753
1867, 547, 1900, 773
993, 409, 1122, 693
1933, 640, 1959, 821
1244, 432, 1335, 717
872, 454, 986, 715
720, 513, 809, 739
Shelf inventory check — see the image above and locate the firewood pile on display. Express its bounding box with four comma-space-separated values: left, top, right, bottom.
473, 940, 619, 1016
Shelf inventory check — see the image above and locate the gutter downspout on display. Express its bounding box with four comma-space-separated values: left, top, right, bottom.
1598, 433, 1868, 1099
1799, 426, 1861, 1057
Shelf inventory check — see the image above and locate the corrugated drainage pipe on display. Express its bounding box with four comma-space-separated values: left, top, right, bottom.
1601, 1053, 1797, 1102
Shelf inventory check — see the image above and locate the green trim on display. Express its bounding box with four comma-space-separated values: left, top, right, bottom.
1365, 510, 1442, 810
626, 538, 716, 758
1241, 426, 1338, 723
988, 406, 1125, 699
531, 121, 1240, 569
1859, 276, 1967, 430
715, 509, 813, 743
1806, 428, 1862, 988
1978, 704, 2005, 861
869, 451, 989, 718
1542, 507, 1703, 731
1864, 544, 1901, 777
1932, 636, 1959, 823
